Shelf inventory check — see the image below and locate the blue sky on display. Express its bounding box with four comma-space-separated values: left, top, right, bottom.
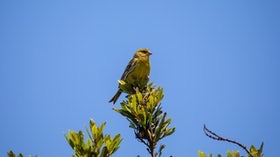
0, 1, 279, 157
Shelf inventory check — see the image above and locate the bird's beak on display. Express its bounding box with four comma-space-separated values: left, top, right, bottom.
148, 51, 152, 56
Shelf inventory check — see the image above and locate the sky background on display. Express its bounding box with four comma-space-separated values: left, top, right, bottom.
0, 1, 279, 157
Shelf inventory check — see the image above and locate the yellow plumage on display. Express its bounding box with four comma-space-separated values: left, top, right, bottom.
109, 48, 152, 104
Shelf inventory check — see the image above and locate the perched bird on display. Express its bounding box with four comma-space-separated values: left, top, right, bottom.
109, 48, 152, 104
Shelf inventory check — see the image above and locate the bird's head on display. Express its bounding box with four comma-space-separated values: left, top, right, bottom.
134, 48, 152, 58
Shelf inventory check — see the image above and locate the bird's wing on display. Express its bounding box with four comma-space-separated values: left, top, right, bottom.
120, 58, 137, 80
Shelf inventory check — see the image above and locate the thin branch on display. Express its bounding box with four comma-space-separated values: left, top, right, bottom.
203, 124, 254, 157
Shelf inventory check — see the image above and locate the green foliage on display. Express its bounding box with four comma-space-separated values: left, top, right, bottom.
226, 151, 240, 157
7, 151, 26, 157
198, 151, 213, 157
6, 80, 263, 157
114, 83, 175, 157
118, 79, 148, 95
198, 142, 264, 157
65, 119, 122, 157
249, 142, 264, 157
198, 150, 239, 157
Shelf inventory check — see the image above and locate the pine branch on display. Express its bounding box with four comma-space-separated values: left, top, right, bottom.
203, 124, 254, 157
114, 83, 175, 157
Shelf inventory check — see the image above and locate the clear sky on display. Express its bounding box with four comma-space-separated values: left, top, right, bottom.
0, 1, 279, 157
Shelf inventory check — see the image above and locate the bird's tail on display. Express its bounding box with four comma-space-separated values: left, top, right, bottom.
109, 89, 122, 104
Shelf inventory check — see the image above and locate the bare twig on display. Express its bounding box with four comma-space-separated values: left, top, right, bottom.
203, 124, 254, 157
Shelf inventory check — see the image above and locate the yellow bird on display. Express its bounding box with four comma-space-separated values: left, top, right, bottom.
109, 48, 152, 104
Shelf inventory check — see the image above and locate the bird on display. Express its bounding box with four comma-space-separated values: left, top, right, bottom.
109, 48, 152, 104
